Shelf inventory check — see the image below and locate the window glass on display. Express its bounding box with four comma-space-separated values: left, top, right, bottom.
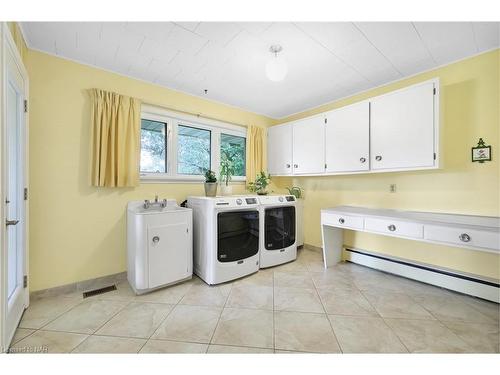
177, 125, 211, 175
221, 133, 246, 176
140, 119, 167, 173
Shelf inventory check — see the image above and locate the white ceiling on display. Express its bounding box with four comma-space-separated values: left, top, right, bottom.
20, 22, 499, 118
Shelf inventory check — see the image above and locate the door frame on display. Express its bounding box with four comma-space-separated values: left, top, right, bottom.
0, 22, 29, 352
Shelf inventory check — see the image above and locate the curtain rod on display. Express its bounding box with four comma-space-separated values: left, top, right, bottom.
90, 88, 251, 129
143, 101, 249, 129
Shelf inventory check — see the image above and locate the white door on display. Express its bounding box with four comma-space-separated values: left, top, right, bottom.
267, 123, 293, 175
292, 116, 325, 175
2, 26, 28, 348
325, 101, 370, 173
370, 81, 436, 170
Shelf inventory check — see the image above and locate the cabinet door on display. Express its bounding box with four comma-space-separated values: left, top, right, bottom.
325, 102, 369, 173
292, 116, 325, 174
370, 81, 436, 170
148, 222, 190, 288
267, 124, 293, 175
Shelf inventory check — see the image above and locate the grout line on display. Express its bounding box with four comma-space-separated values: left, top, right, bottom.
206, 280, 233, 351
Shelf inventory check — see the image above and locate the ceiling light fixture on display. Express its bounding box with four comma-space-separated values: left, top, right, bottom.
265, 45, 288, 82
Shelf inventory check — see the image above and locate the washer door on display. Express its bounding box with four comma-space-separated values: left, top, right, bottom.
265, 206, 296, 250
217, 210, 259, 262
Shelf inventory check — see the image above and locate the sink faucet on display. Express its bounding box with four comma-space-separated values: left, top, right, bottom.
155, 195, 159, 203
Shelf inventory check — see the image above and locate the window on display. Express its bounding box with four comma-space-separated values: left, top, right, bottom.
140, 119, 167, 173
221, 133, 246, 176
177, 125, 211, 175
139, 106, 246, 182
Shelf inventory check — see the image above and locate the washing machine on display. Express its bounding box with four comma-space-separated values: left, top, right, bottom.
258, 195, 297, 268
187, 196, 260, 285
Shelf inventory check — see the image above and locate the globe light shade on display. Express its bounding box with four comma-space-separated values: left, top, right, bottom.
265, 56, 288, 82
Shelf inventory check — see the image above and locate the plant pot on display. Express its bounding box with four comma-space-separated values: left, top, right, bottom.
219, 184, 233, 196
256, 189, 268, 195
204, 182, 218, 197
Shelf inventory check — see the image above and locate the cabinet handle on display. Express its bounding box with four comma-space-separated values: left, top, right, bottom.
294, 164, 298, 168
286, 164, 291, 168
459, 233, 471, 243
387, 224, 396, 232
375, 155, 382, 161
152, 236, 160, 244
338, 218, 345, 224
360, 157, 366, 163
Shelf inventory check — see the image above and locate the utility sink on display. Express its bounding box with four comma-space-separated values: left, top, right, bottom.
127, 200, 193, 294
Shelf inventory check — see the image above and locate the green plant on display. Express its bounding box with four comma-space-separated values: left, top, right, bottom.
248, 171, 271, 195
286, 186, 304, 199
204, 169, 217, 183
220, 151, 235, 186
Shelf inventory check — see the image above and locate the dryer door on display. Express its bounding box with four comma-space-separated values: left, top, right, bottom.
265, 206, 296, 250
217, 210, 259, 262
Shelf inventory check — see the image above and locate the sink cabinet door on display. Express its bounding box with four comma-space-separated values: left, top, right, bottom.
148, 222, 190, 288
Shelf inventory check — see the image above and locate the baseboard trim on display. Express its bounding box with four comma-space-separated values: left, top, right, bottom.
344, 248, 499, 303
30, 272, 127, 300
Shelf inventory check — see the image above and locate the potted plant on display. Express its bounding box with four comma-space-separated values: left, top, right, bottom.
287, 186, 304, 247
204, 170, 218, 197
248, 171, 271, 195
219, 152, 235, 196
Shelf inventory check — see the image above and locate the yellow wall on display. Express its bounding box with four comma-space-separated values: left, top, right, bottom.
273, 49, 500, 279
26, 50, 275, 291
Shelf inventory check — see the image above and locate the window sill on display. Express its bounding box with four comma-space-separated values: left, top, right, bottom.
140, 174, 246, 184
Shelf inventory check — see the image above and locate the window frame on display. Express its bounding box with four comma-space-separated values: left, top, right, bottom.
140, 105, 247, 183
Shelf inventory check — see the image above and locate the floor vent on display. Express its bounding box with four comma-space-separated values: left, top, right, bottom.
82, 284, 117, 299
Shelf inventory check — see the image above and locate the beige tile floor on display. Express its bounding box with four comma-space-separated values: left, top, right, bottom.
8, 248, 500, 354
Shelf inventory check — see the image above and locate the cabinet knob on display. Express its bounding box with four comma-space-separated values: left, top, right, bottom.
459, 233, 471, 243
152, 236, 160, 244
294, 164, 298, 168
360, 157, 366, 163
375, 155, 382, 161
338, 218, 345, 224
387, 224, 396, 232
286, 164, 291, 168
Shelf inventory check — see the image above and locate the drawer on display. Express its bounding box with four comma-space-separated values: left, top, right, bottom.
322, 213, 364, 230
365, 218, 423, 239
424, 225, 500, 251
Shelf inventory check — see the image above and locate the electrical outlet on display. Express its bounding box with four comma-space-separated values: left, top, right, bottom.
389, 184, 397, 193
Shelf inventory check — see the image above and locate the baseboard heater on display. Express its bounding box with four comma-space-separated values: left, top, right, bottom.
344, 248, 500, 303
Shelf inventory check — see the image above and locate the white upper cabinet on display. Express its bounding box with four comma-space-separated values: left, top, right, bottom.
325, 101, 370, 173
266, 78, 439, 177
292, 116, 325, 175
267, 123, 293, 175
370, 81, 437, 170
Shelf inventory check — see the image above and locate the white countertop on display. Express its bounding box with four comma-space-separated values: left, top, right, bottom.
321, 206, 500, 230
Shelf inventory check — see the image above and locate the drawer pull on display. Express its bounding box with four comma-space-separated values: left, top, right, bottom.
152, 236, 160, 244
375, 155, 382, 161
339, 218, 345, 224
286, 164, 291, 168
387, 224, 396, 232
294, 164, 298, 168
459, 233, 471, 243
360, 157, 366, 163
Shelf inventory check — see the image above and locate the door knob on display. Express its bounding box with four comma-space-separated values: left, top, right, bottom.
152, 236, 160, 244
6, 219, 19, 226
360, 157, 366, 163
375, 156, 382, 161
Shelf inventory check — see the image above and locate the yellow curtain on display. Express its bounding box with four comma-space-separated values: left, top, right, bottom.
245, 125, 266, 184
89, 89, 141, 187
